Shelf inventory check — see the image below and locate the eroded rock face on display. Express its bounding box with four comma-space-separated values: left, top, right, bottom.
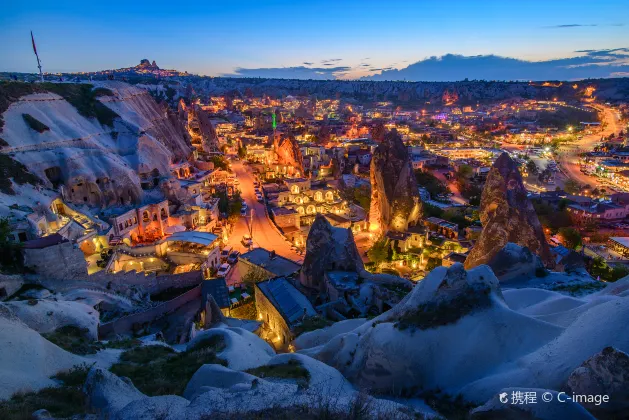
369, 129, 422, 234
273, 132, 305, 176
183, 103, 219, 153
563, 346, 629, 418
465, 153, 554, 269
299, 214, 364, 291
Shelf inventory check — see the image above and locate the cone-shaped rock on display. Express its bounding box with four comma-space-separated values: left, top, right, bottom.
299, 214, 364, 291
273, 133, 305, 176
465, 153, 554, 269
369, 129, 422, 234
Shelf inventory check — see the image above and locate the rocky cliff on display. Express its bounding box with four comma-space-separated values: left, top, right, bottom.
369, 129, 422, 234
299, 214, 364, 291
0, 81, 193, 208
465, 153, 554, 269
273, 132, 305, 176
180, 101, 219, 153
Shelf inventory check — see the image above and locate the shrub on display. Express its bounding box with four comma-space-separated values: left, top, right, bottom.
395, 286, 492, 331
22, 113, 49, 133
245, 359, 310, 388
109, 340, 227, 396
42, 325, 103, 355
0, 154, 42, 195
104, 338, 142, 349
0, 364, 91, 420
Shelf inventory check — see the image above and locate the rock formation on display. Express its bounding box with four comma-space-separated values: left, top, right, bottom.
369, 129, 422, 234
185, 104, 219, 153
465, 152, 554, 269
563, 346, 629, 418
273, 132, 305, 176
0, 82, 193, 208
299, 214, 364, 291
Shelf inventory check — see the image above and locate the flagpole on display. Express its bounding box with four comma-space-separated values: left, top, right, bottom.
31, 31, 43, 82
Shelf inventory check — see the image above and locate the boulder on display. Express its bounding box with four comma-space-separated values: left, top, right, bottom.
184, 364, 257, 400
485, 243, 543, 282
563, 346, 629, 418
83, 367, 145, 417
187, 327, 275, 371
465, 153, 554, 269
369, 129, 422, 234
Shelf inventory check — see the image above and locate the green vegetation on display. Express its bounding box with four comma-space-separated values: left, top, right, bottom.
367, 238, 391, 265
293, 316, 333, 336
563, 178, 581, 195
22, 113, 49, 133
558, 227, 582, 249
0, 81, 119, 129
238, 144, 247, 159
42, 325, 103, 355
589, 257, 629, 283
421, 391, 478, 420
395, 286, 492, 331
209, 155, 230, 171
340, 185, 371, 211
551, 281, 606, 296
532, 199, 572, 232
110, 339, 227, 396
242, 265, 271, 285
0, 154, 42, 195
0, 365, 91, 420
103, 337, 142, 349
415, 169, 448, 197
245, 359, 310, 388
42, 83, 119, 127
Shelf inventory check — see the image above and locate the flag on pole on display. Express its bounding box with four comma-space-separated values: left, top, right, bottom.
31, 31, 38, 56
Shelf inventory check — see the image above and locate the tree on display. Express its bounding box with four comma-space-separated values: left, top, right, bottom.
415, 170, 448, 198
558, 227, 582, 249
237, 144, 247, 159
526, 160, 538, 175
367, 239, 390, 266
242, 265, 270, 285
209, 155, 229, 171
563, 179, 581, 195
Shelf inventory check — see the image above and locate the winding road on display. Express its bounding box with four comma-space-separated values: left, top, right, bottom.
225, 160, 303, 263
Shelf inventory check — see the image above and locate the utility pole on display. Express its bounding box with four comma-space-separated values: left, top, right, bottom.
31, 31, 44, 82
248, 208, 254, 251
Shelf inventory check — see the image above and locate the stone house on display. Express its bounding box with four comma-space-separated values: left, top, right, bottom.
22, 233, 88, 279
255, 277, 317, 346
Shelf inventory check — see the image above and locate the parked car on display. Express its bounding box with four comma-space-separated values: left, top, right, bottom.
227, 251, 240, 265
242, 234, 253, 247
220, 246, 233, 261
217, 263, 231, 277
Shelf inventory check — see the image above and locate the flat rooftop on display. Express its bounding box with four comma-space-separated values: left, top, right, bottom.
241, 248, 301, 277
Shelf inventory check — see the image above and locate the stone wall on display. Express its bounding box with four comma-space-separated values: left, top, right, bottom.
23, 242, 88, 279
88, 270, 203, 295
255, 285, 292, 345
98, 284, 201, 339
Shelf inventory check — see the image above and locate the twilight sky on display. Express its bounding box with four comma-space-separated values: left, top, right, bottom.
1, 0, 628, 81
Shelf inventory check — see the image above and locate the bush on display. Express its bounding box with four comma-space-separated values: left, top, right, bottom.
104, 337, 142, 349
110, 340, 227, 396
293, 316, 333, 336
42, 325, 103, 355
22, 113, 49, 133
0, 364, 91, 420
0, 155, 42, 195
245, 359, 310, 388
395, 286, 492, 331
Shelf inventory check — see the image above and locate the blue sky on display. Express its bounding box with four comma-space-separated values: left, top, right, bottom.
1, 0, 628, 80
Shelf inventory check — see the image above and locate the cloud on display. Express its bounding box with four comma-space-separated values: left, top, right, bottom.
545, 23, 624, 28
223, 66, 352, 80
303, 62, 313, 65
321, 58, 342, 63
362, 50, 629, 81
360, 63, 371, 67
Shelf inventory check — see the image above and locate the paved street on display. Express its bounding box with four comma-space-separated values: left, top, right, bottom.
224, 160, 303, 264
556, 105, 622, 190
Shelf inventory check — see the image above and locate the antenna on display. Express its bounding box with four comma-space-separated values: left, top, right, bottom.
31, 31, 43, 82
